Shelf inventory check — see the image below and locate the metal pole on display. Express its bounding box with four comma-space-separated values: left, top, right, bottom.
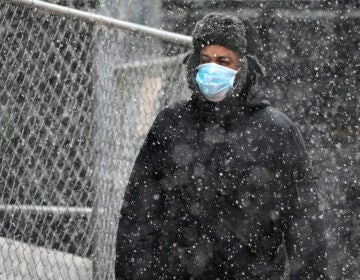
5, 0, 193, 46
0, 204, 93, 215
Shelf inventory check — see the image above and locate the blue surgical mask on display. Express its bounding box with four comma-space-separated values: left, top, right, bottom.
196, 63, 238, 102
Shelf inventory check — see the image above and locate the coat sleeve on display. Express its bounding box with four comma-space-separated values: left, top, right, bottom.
280, 123, 329, 280
115, 110, 169, 279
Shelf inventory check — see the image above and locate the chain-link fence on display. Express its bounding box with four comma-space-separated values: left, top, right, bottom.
0, 1, 191, 279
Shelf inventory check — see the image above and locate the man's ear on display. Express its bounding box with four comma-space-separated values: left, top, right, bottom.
184, 51, 201, 94
185, 51, 200, 78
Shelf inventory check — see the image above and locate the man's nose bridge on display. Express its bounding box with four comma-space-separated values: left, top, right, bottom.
210, 58, 222, 65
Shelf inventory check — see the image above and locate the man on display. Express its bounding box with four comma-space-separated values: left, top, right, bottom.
115, 13, 328, 279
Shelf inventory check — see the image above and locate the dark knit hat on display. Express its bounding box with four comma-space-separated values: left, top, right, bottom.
192, 13, 247, 57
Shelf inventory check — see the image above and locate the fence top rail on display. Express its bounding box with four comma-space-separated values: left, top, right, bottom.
0, 204, 93, 215
5, 0, 193, 46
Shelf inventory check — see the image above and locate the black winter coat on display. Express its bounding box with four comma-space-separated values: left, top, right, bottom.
115, 58, 328, 279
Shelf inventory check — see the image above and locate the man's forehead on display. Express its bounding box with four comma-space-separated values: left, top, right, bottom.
200, 45, 237, 57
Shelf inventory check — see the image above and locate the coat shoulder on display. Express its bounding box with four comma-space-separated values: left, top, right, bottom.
258, 106, 307, 149
155, 100, 190, 122
148, 100, 190, 136
259, 106, 298, 131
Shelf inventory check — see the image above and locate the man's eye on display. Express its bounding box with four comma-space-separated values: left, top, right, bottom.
219, 60, 230, 65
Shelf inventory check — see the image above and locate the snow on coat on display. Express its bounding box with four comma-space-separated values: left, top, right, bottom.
115, 95, 328, 279
115, 19, 328, 277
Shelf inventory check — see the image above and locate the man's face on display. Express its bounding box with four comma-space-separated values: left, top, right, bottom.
199, 45, 240, 71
